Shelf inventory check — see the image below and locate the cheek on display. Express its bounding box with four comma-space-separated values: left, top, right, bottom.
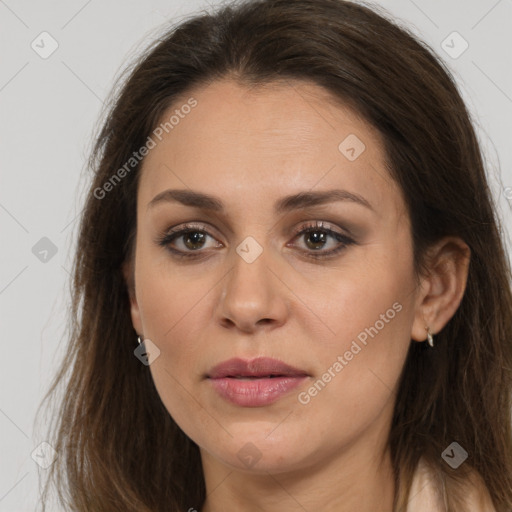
298, 242, 414, 350
134, 258, 218, 437
295, 251, 415, 435
135, 255, 216, 361
305, 286, 411, 395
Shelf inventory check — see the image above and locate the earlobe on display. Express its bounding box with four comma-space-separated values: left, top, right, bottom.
122, 260, 143, 336
411, 237, 470, 344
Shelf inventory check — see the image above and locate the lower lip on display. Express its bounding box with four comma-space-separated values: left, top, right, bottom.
208, 376, 308, 407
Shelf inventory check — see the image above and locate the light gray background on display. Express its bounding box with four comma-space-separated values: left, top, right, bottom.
1, 0, 511, 510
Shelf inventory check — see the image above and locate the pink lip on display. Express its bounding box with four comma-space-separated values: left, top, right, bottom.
207, 357, 309, 407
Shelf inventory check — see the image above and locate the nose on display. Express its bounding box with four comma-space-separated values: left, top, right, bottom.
215, 247, 289, 334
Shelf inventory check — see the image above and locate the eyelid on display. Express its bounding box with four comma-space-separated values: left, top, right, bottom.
287, 221, 355, 257
289, 220, 347, 239
164, 221, 220, 239
156, 220, 356, 259
155, 222, 222, 255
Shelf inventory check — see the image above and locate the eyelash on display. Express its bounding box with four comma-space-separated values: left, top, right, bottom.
155, 221, 355, 260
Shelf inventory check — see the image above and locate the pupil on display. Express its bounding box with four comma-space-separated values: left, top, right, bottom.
306, 231, 326, 250
184, 231, 205, 249
181, 230, 328, 251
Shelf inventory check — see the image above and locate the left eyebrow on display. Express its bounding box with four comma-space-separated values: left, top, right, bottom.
147, 188, 375, 213
274, 189, 374, 214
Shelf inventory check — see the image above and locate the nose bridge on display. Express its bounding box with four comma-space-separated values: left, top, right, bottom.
216, 234, 288, 331
226, 236, 273, 306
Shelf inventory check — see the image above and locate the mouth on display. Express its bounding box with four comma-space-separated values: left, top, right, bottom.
222, 375, 291, 379
207, 356, 309, 379
207, 357, 309, 407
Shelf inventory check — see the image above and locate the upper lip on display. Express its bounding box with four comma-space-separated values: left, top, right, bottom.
207, 357, 309, 379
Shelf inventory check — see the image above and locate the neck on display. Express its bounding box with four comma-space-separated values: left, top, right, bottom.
199, 434, 395, 512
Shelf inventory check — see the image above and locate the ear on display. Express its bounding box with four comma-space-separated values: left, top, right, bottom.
411, 236, 470, 343
122, 259, 144, 337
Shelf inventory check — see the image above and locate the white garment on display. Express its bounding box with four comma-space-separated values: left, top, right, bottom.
406, 458, 496, 512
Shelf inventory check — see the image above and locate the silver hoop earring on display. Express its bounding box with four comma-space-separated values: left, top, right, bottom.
426, 327, 434, 348
137, 335, 143, 345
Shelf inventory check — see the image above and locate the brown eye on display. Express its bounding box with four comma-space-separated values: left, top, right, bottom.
156, 223, 223, 259
181, 231, 207, 250
290, 221, 355, 259
303, 229, 329, 250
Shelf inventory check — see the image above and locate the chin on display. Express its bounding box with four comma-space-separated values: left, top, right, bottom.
201, 425, 319, 474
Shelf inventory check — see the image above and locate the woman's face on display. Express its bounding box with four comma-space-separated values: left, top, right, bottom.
127, 79, 424, 474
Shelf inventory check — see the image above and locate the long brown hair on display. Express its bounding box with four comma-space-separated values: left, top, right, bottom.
37, 0, 512, 510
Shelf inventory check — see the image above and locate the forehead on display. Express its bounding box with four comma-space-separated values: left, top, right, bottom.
138, 79, 404, 219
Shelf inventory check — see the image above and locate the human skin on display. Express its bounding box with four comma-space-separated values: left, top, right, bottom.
124, 79, 470, 512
